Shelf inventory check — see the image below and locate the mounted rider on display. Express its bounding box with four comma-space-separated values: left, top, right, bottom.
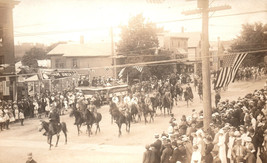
88, 98, 98, 119
144, 94, 152, 111
112, 93, 119, 107
48, 108, 60, 134
123, 93, 131, 109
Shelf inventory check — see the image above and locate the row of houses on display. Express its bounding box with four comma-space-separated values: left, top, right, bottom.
47, 31, 231, 79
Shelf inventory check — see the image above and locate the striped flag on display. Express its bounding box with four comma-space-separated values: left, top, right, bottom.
118, 67, 126, 78
133, 65, 143, 72
215, 53, 248, 88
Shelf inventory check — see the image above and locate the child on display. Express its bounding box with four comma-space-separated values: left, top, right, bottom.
191, 145, 201, 163
19, 109, 25, 126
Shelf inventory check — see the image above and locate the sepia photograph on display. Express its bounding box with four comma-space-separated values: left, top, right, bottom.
0, 0, 267, 162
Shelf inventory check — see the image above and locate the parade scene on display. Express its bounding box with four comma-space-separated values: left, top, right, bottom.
0, 0, 267, 163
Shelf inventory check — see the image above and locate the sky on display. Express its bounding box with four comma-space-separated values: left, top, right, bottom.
12, 0, 267, 45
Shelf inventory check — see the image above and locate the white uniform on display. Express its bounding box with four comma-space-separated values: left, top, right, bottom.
112, 96, 119, 104
131, 96, 138, 105
123, 96, 131, 105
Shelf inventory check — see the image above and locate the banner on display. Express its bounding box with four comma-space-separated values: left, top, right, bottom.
3, 81, 10, 96
28, 82, 34, 96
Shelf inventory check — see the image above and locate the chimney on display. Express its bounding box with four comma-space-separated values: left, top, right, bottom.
80, 35, 84, 44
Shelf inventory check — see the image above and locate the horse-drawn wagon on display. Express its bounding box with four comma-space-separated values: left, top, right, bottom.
75, 84, 128, 104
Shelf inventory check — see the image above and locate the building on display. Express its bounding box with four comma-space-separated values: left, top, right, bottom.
47, 42, 115, 80
0, 0, 19, 70
158, 32, 200, 74
0, 0, 19, 100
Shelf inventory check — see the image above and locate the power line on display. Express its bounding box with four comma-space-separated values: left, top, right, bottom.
13, 10, 267, 37
44, 49, 267, 71
155, 10, 267, 24
2, 48, 266, 78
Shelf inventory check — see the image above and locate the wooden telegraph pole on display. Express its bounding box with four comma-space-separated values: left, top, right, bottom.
182, 0, 231, 131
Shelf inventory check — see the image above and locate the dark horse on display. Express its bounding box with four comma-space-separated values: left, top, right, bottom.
69, 109, 102, 136
140, 101, 155, 124
109, 102, 131, 137
38, 121, 67, 150
130, 104, 142, 123
162, 93, 173, 116
150, 94, 162, 115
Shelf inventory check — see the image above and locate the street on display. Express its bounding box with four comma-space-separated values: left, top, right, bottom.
0, 78, 265, 163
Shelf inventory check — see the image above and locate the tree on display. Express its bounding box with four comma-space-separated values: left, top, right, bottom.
21, 47, 47, 68
117, 13, 159, 55
230, 22, 267, 67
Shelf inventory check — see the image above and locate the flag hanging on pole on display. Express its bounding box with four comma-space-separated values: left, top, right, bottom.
118, 67, 126, 78
215, 52, 248, 89
133, 65, 143, 72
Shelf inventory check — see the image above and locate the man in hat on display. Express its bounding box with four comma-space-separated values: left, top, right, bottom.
143, 144, 152, 163
160, 142, 172, 163
48, 108, 60, 134
232, 138, 246, 163
26, 152, 37, 163
151, 133, 162, 163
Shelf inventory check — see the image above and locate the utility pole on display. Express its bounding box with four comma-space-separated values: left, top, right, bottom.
201, 0, 211, 131
182, 0, 231, 131
110, 27, 117, 81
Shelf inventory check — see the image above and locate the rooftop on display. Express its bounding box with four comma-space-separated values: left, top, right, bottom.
47, 42, 113, 57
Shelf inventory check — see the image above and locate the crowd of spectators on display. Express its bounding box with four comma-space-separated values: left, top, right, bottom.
143, 86, 267, 163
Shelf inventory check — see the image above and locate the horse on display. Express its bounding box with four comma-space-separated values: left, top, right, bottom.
150, 94, 162, 115
69, 109, 102, 136
162, 93, 173, 116
70, 109, 92, 136
130, 104, 142, 123
140, 101, 155, 124
38, 121, 67, 150
109, 102, 131, 137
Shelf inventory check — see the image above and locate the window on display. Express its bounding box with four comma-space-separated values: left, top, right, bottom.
55, 59, 60, 68
72, 58, 78, 68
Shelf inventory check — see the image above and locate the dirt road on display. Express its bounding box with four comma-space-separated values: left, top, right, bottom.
0, 78, 265, 163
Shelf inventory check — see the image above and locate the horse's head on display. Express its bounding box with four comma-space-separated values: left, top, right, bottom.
38, 120, 45, 132
69, 109, 74, 117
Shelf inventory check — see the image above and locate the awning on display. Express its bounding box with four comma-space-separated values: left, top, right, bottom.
25, 75, 39, 82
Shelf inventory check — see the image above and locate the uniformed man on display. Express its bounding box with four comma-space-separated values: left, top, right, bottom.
112, 94, 119, 106
48, 109, 60, 134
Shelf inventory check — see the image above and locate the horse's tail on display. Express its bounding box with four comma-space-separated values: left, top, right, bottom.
61, 122, 68, 133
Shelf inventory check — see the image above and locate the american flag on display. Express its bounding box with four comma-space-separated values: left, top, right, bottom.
215, 53, 248, 89
133, 65, 143, 72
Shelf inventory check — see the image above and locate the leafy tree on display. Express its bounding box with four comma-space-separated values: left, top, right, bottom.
117, 13, 159, 55
21, 47, 47, 68
230, 22, 267, 67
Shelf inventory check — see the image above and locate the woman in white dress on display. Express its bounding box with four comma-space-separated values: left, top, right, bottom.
218, 129, 227, 163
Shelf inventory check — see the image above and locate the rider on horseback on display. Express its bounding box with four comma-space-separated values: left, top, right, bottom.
89, 99, 98, 119
144, 94, 152, 111
48, 108, 60, 135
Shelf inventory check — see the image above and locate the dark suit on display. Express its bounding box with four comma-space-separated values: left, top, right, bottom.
169, 148, 179, 163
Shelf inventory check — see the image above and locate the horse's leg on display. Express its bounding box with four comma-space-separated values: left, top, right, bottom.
64, 131, 67, 145
97, 123, 101, 133
77, 125, 80, 136
87, 124, 91, 137
117, 123, 122, 137
128, 121, 131, 133
55, 134, 60, 147
49, 135, 52, 150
